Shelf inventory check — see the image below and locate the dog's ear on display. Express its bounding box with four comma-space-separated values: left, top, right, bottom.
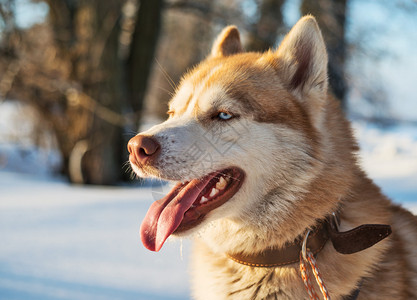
277, 16, 328, 97
211, 26, 243, 57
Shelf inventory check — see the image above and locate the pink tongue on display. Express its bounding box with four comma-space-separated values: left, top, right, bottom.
140, 178, 210, 252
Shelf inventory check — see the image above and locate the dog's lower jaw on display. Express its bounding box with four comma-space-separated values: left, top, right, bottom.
190, 190, 316, 255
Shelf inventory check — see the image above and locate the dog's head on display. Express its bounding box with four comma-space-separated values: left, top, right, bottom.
129, 16, 331, 252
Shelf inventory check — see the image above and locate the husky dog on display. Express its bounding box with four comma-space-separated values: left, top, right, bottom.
128, 16, 417, 300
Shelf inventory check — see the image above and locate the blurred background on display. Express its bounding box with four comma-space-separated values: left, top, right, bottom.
0, 0, 416, 299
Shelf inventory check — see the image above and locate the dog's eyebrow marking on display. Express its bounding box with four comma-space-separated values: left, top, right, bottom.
225, 87, 258, 115
185, 75, 216, 117
177, 93, 193, 115
192, 84, 229, 120
169, 81, 194, 116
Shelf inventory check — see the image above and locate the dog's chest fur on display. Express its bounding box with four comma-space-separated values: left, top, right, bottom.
191, 240, 305, 300
188, 197, 417, 300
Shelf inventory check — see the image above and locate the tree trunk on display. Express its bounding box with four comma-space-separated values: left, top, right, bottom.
301, 0, 348, 109
46, 0, 125, 184
246, 0, 285, 52
13, 0, 166, 184
79, 0, 124, 184
127, 0, 164, 130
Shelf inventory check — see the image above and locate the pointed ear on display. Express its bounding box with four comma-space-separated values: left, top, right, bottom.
277, 16, 328, 97
211, 26, 243, 57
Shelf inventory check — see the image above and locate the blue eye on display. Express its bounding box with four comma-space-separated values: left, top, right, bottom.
218, 112, 233, 120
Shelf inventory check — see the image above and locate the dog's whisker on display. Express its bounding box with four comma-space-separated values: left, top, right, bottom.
155, 85, 175, 97
155, 59, 177, 92
130, 171, 137, 181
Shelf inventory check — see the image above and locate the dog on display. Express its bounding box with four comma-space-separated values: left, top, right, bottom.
128, 16, 417, 299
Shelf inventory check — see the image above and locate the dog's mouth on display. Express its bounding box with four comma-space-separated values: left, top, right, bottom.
140, 167, 245, 252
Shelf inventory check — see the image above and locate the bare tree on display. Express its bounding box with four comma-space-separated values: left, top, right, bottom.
127, 0, 163, 129
0, 0, 163, 184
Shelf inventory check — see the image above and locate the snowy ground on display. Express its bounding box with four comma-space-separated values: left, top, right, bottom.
0, 173, 192, 300
0, 121, 416, 300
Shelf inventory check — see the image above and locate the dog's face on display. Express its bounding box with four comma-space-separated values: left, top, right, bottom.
129, 17, 329, 252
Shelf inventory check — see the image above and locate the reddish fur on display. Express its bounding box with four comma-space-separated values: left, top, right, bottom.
188, 18, 417, 299
133, 16, 417, 299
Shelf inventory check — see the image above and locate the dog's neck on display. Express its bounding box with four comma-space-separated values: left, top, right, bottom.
225, 212, 391, 268
198, 180, 345, 256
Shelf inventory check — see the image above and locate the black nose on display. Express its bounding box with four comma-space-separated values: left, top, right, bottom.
127, 135, 160, 165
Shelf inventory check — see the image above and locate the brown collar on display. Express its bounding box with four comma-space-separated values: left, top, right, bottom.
227, 214, 392, 268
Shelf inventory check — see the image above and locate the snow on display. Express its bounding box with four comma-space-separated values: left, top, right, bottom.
0, 121, 416, 300
0, 173, 191, 300
352, 122, 417, 207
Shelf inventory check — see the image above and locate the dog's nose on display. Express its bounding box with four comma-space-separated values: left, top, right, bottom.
128, 135, 160, 165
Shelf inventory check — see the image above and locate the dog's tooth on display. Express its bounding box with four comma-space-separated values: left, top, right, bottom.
216, 177, 227, 190
209, 188, 219, 198
200, 196, 209, 204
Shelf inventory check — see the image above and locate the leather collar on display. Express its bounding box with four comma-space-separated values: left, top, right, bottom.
226, 214, 391, 268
